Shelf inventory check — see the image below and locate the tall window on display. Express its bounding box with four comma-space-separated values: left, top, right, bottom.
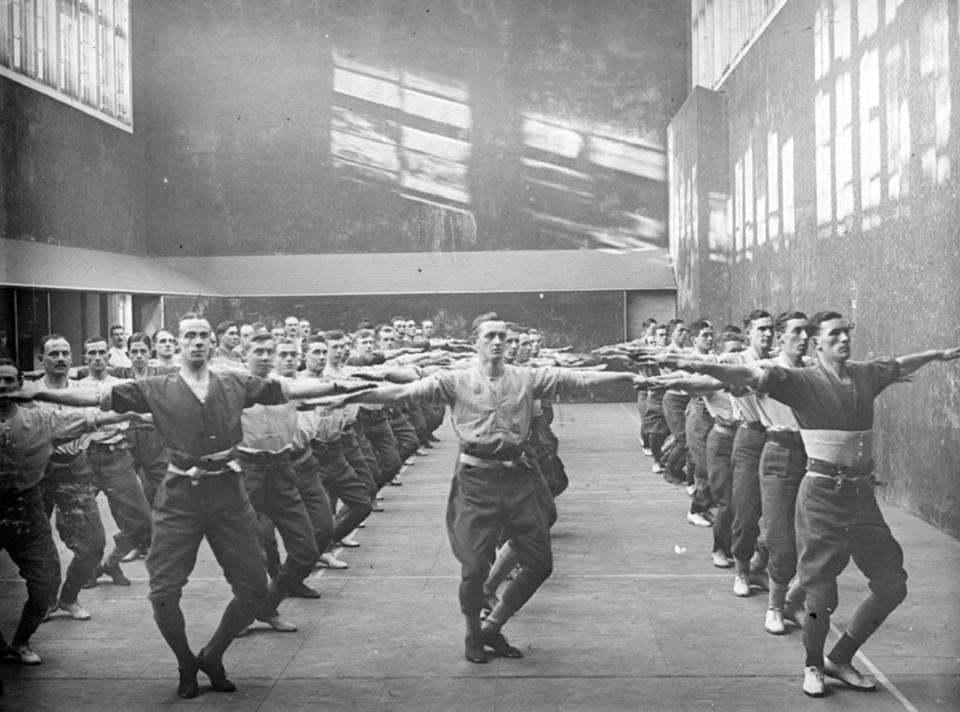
0, 0, 131, 131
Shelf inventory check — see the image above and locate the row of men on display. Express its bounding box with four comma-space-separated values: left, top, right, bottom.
0, 313, 581, 700
603, 310, 959, 698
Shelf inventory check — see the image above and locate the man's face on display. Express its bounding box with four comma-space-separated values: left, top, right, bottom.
504, 330, 520, 361
529, 334, 542, 356
220, 325, 240, 350
405, 320, 417, 336
155, 331, 176, 358
357, 334, 375, 354
779, 318, 810, 360
517, 335, 533, 363
42, 338, 72, 377
129, 340, 151, 370
178, 318, 213, 367
326, 338, 347, 367
379, 329, 398, 350
284, 317, 300, 338
476, 320, 507, 364
748, 316, 775, 356
84, 339, 110, 375
299, 320, 311, 338
0, 364, 20, 395
671, 324, 690, 347
814, 318, 852, 363
239, 324, 255, 349
693, 328, 714, 354
654, 328, 669, 347
110, 327, 125, 348
275, 343, 300, 377
392, 320, 406, 338
271, 327, 286, 341
304, 342, 328, 375
246, 339, 276, 377
422, 321, 434, 338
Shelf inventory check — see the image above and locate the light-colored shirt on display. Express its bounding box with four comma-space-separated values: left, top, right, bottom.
79, 374, 128, 444
108, 346, 132, 369
23, 378, 93, 456
406, 365, 603, 457
720, 350, 766, 422
240, 401, 299, 454
0, 404, 97, 491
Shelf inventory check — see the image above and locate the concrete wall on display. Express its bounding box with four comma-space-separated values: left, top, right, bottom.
671, 1, 960, 535
0, 10, 148, 255
140, 0, 687, 257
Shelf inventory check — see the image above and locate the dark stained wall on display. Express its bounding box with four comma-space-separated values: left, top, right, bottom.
0, 16, 148, 254
671, 1, 960, 535
141, 0, 687, 256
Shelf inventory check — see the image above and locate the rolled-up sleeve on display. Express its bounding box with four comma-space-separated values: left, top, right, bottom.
866, 358, 901, 396
532, 367, 605, 398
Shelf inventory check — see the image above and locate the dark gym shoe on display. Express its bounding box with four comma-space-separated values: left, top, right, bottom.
177, 657, 200, 699
289, 581, 322, 599
481, 630, 522, 658
197, 648, 237, 693
102, 563, 131, 586
464, 635, 489, 664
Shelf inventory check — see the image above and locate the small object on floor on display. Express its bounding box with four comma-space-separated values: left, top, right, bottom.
686, 511, 712, 527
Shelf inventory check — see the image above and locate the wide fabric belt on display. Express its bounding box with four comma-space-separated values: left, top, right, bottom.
766, 429, 805, 450
459, 452, 517, 470
88, 440, 129, 452
237, 448, 291, 462
168, 447, 239, 479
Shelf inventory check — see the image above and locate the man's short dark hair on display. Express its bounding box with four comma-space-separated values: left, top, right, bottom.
743, 310, 773, 329
324, 329, 346, 342
807, 311, 844, 336
249, 331, 274, 345
39, 334, 69, 354
689, 319, 713, 337
109, 324, 124, 335
471, 312, 501, 335
356, 318, 374, 331
774, 311, 808, 334
215, 320, 237, 338
306, 334, 327, 346
82, 335, 108, 350
128, 332, 152, 350
355, 328, 375, 341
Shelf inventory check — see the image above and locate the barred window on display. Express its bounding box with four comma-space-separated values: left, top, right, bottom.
0, 0, 131, 131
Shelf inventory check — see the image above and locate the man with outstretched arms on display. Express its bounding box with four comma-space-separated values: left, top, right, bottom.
18, 314, 370, 700
341, 312, 650, 664
660, 310, 960, 698
77, 335, 152, 588
0, 359, 137, 665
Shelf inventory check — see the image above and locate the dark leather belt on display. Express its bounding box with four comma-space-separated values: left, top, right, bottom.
311, 438, 344, 455
807, 458, 874, 479
49, 451, 84, 465
461, 446, 521, 462
169, 449, 236, 472
88, 441, 128, 452
290, 448, 314, 466
766, 429, 805, 451
741, 420, 767, 434
237, 449, 290, 463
